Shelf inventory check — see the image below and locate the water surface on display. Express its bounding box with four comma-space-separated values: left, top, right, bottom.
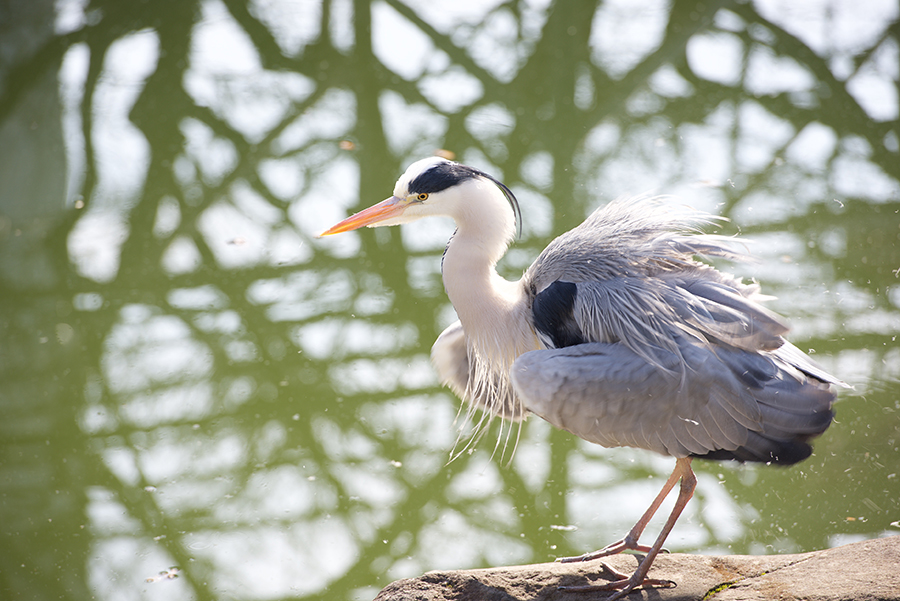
1, 1, 898, 600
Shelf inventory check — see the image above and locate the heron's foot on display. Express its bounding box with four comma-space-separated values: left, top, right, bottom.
555, 537, 665, 563
559, 573, 676, 600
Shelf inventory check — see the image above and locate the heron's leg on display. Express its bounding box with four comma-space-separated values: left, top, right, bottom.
557, 458, 685, 563
560, 458, 696, 600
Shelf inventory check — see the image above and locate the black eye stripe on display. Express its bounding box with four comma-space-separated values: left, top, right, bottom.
407, 160, 522, 239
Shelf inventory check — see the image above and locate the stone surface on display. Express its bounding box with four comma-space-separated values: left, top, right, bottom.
374, 535, 900, 601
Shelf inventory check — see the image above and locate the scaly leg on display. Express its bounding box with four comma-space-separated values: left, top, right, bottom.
559, 458, 697, 599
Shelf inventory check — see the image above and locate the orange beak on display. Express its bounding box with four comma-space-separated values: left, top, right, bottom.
319, 196, 407, 236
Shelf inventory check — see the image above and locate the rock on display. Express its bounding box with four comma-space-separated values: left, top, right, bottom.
374, 535, 900, 601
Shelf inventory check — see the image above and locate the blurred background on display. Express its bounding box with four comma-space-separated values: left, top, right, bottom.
0, 0, 898, 600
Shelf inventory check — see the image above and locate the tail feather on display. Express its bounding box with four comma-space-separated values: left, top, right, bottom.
697, 431, 817, 464
693, 343, 838, 465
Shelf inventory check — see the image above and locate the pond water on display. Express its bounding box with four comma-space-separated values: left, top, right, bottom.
1, 1, 898, 600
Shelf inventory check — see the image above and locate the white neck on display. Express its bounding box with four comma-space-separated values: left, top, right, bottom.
439, 179, 535, 365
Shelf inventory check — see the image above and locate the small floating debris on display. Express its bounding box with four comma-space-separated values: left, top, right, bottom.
146, 567, 180, 583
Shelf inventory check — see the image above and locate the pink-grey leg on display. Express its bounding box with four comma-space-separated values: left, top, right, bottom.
558, 457, 697, 600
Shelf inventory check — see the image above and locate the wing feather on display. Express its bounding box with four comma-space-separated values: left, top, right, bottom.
510, 335, 835, 463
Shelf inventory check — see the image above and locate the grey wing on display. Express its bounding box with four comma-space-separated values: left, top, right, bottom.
520, 198, 840, 462
510, 338, 835, 463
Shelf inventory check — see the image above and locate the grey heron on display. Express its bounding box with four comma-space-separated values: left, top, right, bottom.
321, 156, 842, 599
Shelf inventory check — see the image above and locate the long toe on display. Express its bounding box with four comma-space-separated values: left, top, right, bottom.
559, 574, 676, 599
556, 538, 654, 563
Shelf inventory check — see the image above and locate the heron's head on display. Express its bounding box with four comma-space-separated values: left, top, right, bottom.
320, 157, 520, 236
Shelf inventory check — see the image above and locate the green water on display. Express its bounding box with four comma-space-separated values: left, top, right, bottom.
1, 1, 898, 600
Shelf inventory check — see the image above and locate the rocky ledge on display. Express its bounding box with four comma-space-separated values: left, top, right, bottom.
374, 535, 899, 601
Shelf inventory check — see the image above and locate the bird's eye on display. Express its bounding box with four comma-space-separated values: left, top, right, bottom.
416, 193, 428, 201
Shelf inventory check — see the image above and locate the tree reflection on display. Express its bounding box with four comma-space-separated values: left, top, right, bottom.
0, 1, 897, 599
